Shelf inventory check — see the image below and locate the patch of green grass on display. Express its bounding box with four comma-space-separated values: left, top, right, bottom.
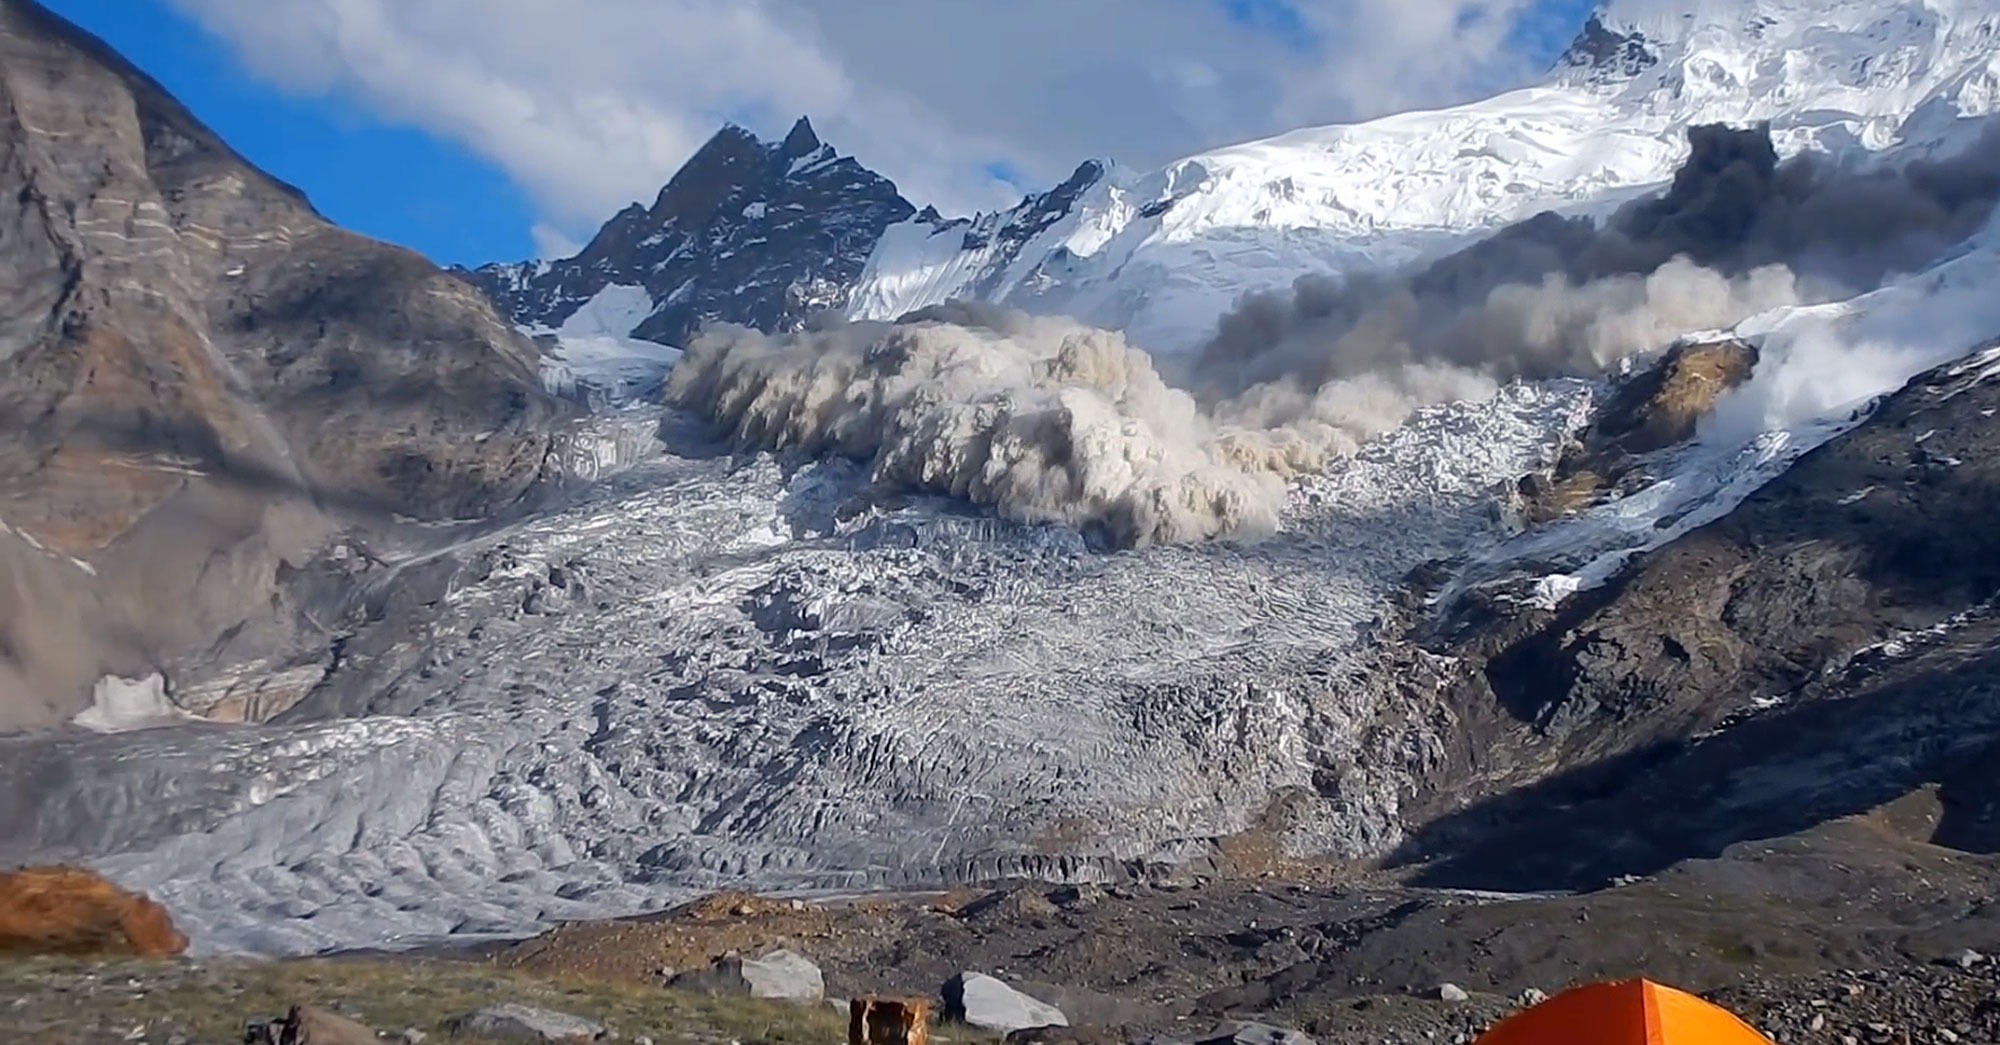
0, 955, 853, 1045
1702, 932, 1760, 966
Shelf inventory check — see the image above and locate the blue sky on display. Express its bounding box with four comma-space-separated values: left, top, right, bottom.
45, 0, 1601, 269
49, 0, 541, 265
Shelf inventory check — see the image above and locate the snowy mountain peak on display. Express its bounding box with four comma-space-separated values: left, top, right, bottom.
781, 115, 823, 158
844, 0, 2000, 351
1551, 12, 1661, 84
1563, 0, 2000, 126
464, 0, 2000, 375
843, 156, 1117, 322
460, 116, 916, 402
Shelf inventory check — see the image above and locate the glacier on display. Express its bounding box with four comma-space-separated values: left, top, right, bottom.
533, 284, 684, 406
8, 0, 2000, 961
0, 381, 1593, 955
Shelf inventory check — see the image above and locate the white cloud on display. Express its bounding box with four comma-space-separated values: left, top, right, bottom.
167, 0, 1570, 255
530, 223, 584, 261
1278, 0, 1549, 123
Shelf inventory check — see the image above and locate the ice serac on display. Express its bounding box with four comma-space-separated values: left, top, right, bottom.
848, 0, 2000, 350
0, 0, 570, 729
460, 117, 917, 350
843, 160, 1111, 323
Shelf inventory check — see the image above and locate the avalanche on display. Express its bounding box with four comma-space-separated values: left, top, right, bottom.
847, 0, 2000, 353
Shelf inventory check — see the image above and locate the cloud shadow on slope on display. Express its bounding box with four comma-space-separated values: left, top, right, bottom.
1388, 621, 2000, 893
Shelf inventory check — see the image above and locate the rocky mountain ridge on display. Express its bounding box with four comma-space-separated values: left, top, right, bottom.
0, 0, 576, 730
458, 117, 915, 350
1387, 337, 2000, 892
480, 0, 2000, 361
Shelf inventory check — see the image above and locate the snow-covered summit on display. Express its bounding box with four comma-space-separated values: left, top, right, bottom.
1566, 0, 2000, 134
846, 0, 2000, 350
459, 0, 2000, 360
458, 117, 916, 353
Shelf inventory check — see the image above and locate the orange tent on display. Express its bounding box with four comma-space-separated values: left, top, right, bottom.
1473, 978, 1772, 1045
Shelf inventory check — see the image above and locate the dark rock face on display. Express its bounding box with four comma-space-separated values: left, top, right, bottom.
1394, 340, 2000, 890
1495, 343, 2000, 748
1553, 13, 1659, 82
461, 118, 916, 347
1589, 337, 1759, 456
0, 0, 570, 728
931, 160, 1107, 300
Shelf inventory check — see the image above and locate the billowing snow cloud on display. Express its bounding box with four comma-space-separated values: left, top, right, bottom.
1198, 123, 2000, 399
165, 0, 1563, 244
666, 304, 1314, 547
669, 124, 2000, 547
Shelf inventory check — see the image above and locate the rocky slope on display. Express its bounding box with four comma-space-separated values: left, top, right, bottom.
5, 855, 1997, 1044
493, 822, 1998, 1029
0, 953, 855, 1045
0, 0, 572, 730
1383, 337, 2000, 891
460, 117, 916, 351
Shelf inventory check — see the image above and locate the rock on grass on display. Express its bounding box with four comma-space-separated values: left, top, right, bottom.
944, 972, 1068, 1033
669, 948, 825, 1001
445, 1003, 606, 1043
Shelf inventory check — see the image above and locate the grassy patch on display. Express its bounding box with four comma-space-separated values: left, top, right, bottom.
0, 955, 853, 1045
1701, 932, 1761, 967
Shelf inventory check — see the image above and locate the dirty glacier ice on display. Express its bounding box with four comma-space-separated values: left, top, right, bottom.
0, 384, 1591, 956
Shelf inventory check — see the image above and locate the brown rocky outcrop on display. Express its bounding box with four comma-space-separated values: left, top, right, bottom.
1502, 337, 1758, 526
0, 864, 186, 957
0, 0, 574, 728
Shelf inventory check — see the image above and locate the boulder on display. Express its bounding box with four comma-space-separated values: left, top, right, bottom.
0, 865, 186, 957
1591, 337, 1760, 456
734, 947, 825, 1000
1048, 884, 1105, 909
943, 972, 1068, 1033
444, 1003, 605, 1043
1438, 983, 1470, 1003
669, 948, 825, 1001
1502, 336, 1759, 527
1196, 1023, 1316, 1045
